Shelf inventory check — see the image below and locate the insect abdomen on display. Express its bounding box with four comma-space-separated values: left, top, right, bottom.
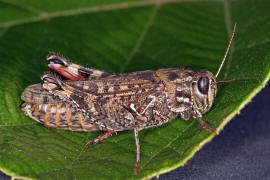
20, 103, 99, 132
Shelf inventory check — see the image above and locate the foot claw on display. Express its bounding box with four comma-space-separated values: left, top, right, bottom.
133, 163, 138, 173
84, 140, 93, 148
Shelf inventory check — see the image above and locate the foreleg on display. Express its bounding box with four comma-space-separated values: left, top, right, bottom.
41, 74, 90, 114
191, 111, 217, 135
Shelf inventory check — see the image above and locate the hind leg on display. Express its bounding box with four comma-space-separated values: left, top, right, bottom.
40, 73, 89, 113
46, 53, 111, 80
84, 130, 115, 148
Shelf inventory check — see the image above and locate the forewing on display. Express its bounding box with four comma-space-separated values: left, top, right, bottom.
66, 70, 159, 95
21, 70, 162, 131
21, 84, 63, 104
62, 70, 162, 131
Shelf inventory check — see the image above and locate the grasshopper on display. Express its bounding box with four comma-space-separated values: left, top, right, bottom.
21, 23, 236, 172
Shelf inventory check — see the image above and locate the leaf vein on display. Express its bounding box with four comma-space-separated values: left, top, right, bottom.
223, 0, 234, 79
120, 4, 160, 72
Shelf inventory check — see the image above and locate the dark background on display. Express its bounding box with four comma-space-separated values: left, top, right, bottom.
156, 82, 270, 180
1, 83, 270, 180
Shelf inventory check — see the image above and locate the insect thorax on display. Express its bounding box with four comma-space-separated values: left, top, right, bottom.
156, 68, 217, 119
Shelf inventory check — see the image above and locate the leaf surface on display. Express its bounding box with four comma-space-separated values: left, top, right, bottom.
0, 0, 270, 179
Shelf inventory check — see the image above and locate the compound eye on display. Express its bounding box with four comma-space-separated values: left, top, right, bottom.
197, 76, 209, 95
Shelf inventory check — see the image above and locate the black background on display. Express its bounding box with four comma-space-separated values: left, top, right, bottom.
1, 83, 270, 180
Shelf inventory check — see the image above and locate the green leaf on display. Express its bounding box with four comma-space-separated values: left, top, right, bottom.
0, 0, 270, 179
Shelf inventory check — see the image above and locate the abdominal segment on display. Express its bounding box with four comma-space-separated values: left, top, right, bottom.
20, 102, 99, 132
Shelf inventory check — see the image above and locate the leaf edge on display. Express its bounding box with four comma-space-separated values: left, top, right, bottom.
141, 71, 270, 180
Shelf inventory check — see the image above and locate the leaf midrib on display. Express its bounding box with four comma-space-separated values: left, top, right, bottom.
0, 0, 223, 29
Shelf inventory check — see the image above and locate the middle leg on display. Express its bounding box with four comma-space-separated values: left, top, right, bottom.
133, 127, 140, 173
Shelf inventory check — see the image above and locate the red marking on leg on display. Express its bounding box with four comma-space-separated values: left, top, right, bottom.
48, 64, 84, 80
133, 160, 139, 173
84, 130, 114, 148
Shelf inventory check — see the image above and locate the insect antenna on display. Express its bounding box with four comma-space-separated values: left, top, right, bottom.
217, 78, 235, 84
215, 22, 237, 78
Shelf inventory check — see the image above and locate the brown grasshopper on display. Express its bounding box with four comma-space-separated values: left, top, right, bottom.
20, 23, 236, 173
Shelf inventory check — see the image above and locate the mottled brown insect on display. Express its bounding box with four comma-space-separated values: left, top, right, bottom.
20, 24, 236, 172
